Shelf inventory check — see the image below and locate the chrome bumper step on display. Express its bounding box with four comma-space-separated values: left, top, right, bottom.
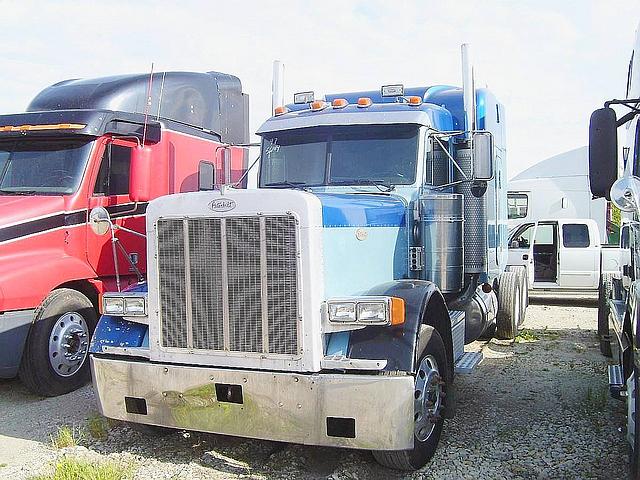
608, 364, 626, 399
454, 351, 483, 374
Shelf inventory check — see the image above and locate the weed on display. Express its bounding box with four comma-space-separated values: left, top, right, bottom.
30, 457, 132, 480
515, 329, 538, 343
0, 463, 7, 468
87, 414, 109, 441
50, 425, 80, 449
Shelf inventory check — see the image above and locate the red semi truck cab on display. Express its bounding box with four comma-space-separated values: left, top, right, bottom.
0, 71, 249, 396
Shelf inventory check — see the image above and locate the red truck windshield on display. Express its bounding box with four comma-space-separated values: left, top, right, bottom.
0, 138, 94, 195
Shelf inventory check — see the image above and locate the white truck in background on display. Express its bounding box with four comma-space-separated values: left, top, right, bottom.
508, 218, 626, 298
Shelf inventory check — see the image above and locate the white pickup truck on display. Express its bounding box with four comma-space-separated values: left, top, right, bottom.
507, 218, 625, 298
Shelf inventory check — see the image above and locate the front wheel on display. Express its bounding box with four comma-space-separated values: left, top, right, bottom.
19, 288, 96, 397
496, 271, 521, 340
372, 326, 449, 471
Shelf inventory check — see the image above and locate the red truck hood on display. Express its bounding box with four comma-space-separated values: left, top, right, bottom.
0, 195, 71, 228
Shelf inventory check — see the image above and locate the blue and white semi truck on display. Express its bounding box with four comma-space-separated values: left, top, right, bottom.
89, 46, 525, 470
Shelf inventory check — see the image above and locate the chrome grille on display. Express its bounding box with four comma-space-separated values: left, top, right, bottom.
156, 215, 299, 356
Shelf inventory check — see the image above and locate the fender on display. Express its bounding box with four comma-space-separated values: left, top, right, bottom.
347, 279, 453, 373
0, 251, 99, 312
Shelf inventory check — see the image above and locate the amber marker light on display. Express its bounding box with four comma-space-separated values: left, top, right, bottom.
310, 100, 327, 111
407, 96, 422, 106
332, 98, 349, 109
0, 123, 86, 132
390, 297, 406, 325
274, 106, 288, 116
357, 97, 373, 108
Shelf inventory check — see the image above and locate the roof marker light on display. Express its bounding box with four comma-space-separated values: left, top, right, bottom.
357, 97, 373, 108
274, 106, 289, 116
310, 100, 327, 111
332, 98, 348, 109
0, 123, 86, 132
407, 96, 422, 106
294, 91, 315, 104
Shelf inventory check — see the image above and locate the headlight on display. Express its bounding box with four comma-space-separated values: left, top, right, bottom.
328, 302, 356, 322
102, 294, 147, 317
327, 297, 404, 326
103, 297, 125, 315
357, 302, 387, 324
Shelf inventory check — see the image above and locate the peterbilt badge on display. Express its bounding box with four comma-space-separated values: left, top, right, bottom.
209, 198, 236, 212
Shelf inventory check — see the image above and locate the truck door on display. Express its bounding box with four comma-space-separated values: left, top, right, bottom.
86, 140, 146, 282
558, 221, 599, 289
532, 222, 558, 284
507, 223, 534, 266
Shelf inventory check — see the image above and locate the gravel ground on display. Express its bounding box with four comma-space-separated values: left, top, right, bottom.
0, 301, 630, 479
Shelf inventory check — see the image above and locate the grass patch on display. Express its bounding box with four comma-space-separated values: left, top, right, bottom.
515, 329, 538, 343
0, 463, 7, 468
30, 457, 132, 480
86, 414, 110, 441
50, 425, 80, 449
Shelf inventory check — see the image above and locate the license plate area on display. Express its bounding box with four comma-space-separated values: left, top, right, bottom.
215, 383, 243, 404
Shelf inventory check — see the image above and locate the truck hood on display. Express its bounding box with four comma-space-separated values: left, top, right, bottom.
314, 193, 407, 228
0, 195, 70, 228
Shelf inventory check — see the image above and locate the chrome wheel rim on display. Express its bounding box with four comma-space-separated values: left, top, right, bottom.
48, 312, 89, 377
414, 354, 443, 441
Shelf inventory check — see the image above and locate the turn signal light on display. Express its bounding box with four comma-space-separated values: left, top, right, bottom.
332, 98, 348, 108
390, 297, 405, 325
357, 97, 373, 108
407, 96, 422, 106
0, 123, 86, 132
310, 100, 327, 111
274, 106, 288, 116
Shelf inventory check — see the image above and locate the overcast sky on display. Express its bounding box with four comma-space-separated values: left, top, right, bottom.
1, 1, 638, 178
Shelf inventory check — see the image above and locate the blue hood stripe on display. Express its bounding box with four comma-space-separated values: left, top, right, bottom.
315, 193, 407, 228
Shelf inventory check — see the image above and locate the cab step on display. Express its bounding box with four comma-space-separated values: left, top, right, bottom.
454, 351, 483, 374
608, 364, 626, 399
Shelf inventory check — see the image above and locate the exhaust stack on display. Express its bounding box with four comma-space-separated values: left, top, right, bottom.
272, 60, 285, 113
461, 44, 475, 139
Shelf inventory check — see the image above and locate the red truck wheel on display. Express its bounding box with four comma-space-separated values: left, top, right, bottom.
18, 288, 97, 397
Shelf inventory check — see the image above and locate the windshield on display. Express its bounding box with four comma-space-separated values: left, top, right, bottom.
259, 124, 419, 188
0, 138, 94, 195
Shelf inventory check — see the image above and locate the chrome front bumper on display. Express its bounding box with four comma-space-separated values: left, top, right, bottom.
91, 356, 414, 450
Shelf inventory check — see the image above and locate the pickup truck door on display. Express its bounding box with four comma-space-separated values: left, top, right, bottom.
507, 223, 534, 266
558, 222, 599, 289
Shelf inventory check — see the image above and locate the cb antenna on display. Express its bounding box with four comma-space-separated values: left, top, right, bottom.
142, 62, 154, 146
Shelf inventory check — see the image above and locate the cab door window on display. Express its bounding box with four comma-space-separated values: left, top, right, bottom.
94, 144, 132, 196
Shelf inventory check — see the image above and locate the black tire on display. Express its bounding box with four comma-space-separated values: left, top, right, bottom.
598, 273, 613, 357
19, 288, 97, 397
495, 271, 521, 340
506, 266, 528, 325
631, 365, 640, 479
372, 326, 450, 471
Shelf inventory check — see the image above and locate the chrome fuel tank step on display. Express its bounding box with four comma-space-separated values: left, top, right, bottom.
454, 351, 483, 374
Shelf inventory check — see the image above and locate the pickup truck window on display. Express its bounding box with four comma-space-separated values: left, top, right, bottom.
259, 125, 419, 188
562, 224, 590, 248
507, 193, 528, 219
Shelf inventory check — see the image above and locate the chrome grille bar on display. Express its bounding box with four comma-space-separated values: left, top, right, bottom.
259, 216, 269, 354
182, 219, 193, 349
220, 218, 231, 351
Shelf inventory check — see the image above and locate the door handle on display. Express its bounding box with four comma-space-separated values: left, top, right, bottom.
522, 254, 529, 260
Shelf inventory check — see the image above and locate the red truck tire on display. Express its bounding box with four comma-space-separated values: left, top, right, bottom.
18, 288, 97, 397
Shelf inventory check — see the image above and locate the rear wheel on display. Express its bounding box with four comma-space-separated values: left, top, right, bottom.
506, 266, 529, 325
19, 289, 96, 397
598, 273, 613, 357
496, 271, 521, 340
372, 326, 450, 471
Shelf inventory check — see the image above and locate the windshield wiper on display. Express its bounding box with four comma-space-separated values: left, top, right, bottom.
0, 189, 36, 195
329, 179, 394, 192
263, 181, 311, 191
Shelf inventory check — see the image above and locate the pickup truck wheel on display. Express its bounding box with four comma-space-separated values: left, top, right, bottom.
18, 289, 96, 397
372, 326, 449, 471
598, 274, 613, 357
496, 271, 521, 340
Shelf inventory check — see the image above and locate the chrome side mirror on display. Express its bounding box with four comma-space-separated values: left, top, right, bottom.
610, 175, 640, 213
472, 132, 493, 181
89, 207, 112, 236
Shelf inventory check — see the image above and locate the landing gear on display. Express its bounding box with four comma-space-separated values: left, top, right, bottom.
372, 325, 450, 471
19, 288, 96, 397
